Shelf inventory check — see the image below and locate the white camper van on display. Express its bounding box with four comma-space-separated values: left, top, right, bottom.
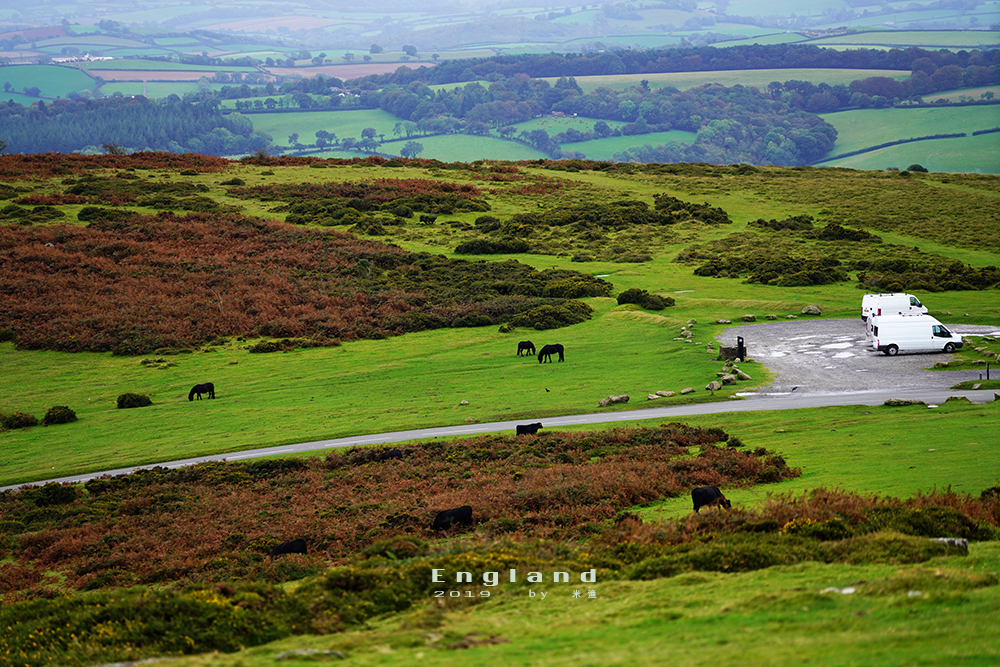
861, 293, 928, 321
869, 314, 963, 356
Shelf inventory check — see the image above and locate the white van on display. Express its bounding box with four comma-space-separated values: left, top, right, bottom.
861, 293, 928, 321
870, 314, 963, 356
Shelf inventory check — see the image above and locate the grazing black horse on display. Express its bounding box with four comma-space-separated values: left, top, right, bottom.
188, 382, 215, 401
517, 341, 536, 357
537, 344, 564, 363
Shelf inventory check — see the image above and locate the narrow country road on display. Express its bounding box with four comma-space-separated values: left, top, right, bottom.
4, 385, 995, 492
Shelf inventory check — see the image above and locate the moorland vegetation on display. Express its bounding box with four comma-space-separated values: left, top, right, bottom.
1, 153, 999, 665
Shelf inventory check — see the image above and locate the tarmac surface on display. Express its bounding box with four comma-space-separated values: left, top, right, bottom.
717, 318, 1000, 396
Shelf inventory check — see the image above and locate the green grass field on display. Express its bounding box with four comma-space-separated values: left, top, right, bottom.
809, 30, 1000, 48
394, 134, 547, 161
820, 106, 1000, 156
818, 134, 1000, 173
248, 109, 403, 145
571, 130, 699, 160
547, 69, 911, 94
817, 106, 1000, 172
0, 64, 95, 98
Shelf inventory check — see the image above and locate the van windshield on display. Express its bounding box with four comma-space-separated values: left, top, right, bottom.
932, 325, 952, 338
910, 296, 923, 307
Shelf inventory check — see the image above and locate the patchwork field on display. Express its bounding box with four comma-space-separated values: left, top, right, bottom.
548, 69, 911, 94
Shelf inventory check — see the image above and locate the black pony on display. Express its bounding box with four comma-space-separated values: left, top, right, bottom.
517, 341, 536, 357
188, 383, 215, 401
537, 344, 564, 363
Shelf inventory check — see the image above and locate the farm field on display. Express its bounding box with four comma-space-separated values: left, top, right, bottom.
247, 109, 403, 146
819, 134, 1000, 173
389, 134, 547, 161
809, 30, 1000, 49
548, 68, 911, 94
819, 105, 1000, 170
0, 64, 94, 99
571, 130, 700, 160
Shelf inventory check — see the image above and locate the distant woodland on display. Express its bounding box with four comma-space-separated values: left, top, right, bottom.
0, 44, 997, 165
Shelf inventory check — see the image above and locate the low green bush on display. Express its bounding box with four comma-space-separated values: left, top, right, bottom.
41, 405, 77, 426
116, 393, 152, 409
1, 411, 38, 429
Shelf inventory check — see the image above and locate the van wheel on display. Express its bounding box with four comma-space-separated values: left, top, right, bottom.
944, 342, 956, 353
885, 345, 899, 356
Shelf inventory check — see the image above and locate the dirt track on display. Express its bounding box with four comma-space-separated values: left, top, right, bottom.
718, 318, 1000, 397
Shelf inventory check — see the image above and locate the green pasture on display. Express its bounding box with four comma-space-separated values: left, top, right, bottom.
724, 0, 848, 14
719, 33, 818, 47
818, 134, 1000, 173
571, 130, 699, 160
809, 29, 1000, 49
928, 86, 1000, 102
0, 64, 95, 98
99, 81, 227, 97
820, 106, 1000, 157
248, 109, 403, 144
547, 68, 910, 94
74, 59, 258, 72
391, 134, 547, 161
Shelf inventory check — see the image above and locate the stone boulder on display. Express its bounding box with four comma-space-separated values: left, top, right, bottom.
680, 387, 695, 395
599, 394, 630, 407
705, 381, 722, 392
801, 304, 822, 316
656, 390, 675, 397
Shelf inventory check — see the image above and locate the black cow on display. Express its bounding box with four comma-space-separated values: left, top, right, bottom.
517, 341, 536, 357
432, 505, 473, 531
378, 448, 403, 461
537, 344, 564, 363
516, 422, 543, 436
691, 486, 731, 513
270, 538, 307, 557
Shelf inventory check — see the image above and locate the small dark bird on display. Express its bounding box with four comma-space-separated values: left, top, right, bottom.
545, 388, 550, 392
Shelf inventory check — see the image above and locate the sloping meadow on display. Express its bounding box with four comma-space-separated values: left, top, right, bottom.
1, 425, 997, 666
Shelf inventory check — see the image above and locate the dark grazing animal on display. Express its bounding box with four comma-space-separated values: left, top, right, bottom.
188, 382, 215, 401
378, 448, 403, 461
270, 538, 307, 557
432, 505, 473, 531
537, 344, 565, 363
516, 422, 543, 436
517, 341, 536, 356
691, 486, 731, 513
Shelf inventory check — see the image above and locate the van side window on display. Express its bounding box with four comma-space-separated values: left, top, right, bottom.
932, 325, 952, 338
910, 296, 922, 307
872, 326, 878, 336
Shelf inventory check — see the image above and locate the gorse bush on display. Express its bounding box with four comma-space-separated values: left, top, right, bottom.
41, 405, 76, 426
1, 411, 38, 430
116, 393, 152, 409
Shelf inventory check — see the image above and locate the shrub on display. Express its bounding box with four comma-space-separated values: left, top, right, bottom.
616, 288, 673, 310
1, 411, 38, 429
41, 405, 77, 426
116, 393, 152, 409
454, 238, 530, 254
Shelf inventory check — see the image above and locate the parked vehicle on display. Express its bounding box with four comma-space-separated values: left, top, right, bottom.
869, 314, 963, 356
861, 293, 928, 321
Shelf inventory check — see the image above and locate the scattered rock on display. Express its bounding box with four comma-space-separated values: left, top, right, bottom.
680, 387, 695, 395
944, 395, 971, 403
786, 315, 798, 319
883, 398, 926, 406
598, 394, 630, 407
736, 370, 753, 381
716, 319, 731, 324
742, 314, 756, 322
801, 304, 822, 316
765, 314, 777, 320
706, 381, 722, 392
720, 374, 737, 385
656, 390, 675, 397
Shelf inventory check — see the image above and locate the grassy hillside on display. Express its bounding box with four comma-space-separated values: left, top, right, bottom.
1, 154, 998, 666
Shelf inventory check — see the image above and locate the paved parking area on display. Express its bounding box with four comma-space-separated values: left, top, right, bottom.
718, 318, 1000, 396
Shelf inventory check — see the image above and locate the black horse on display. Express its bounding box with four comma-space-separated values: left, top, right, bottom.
537, 344, 564, 363
517, 341, 536, 357
188, 383, 215, 401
